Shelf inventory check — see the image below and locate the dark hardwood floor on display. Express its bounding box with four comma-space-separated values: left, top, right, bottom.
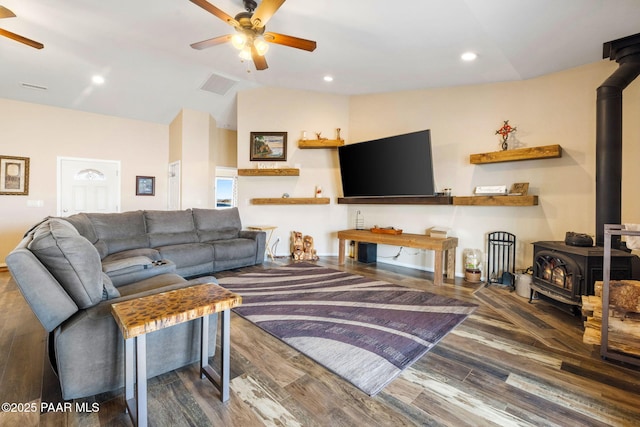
1, 258, 640, 426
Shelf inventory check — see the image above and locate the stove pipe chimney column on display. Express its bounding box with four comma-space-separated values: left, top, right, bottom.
595, 34, 640, 247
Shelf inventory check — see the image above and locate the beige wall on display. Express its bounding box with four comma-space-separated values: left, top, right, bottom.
0, 98, 169, 263
347, 60, 640, 273
171, 109, 216, 209
236, 86, 350, 256
2, 59, 638, 274
169, 109, 183, 164
237, 60, 640, 275
217, 128, 238, 168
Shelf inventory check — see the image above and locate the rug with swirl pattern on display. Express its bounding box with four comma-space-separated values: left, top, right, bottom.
217, 263, 477, 396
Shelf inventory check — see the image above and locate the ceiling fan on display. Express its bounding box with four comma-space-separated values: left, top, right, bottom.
189, 0, 316, 70
0, 5, 43, 49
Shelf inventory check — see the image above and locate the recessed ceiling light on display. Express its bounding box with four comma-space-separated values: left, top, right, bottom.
323, 75, 333, 82
461, 52, 477, 61
92, 75, 105, 85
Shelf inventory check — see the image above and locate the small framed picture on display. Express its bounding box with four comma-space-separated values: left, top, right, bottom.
509, 182, 529, 196
136, 176, 155, 196
0, 155, 30, 195
250, 131, 287, 161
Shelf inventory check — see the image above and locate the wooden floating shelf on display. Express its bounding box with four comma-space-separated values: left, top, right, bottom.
470, 144, 562, 164
452, 195, 538, 206
238, 168, 299, 176
298, 139, 345, 149
337, 196, 452, 205
251, 197, 330, 205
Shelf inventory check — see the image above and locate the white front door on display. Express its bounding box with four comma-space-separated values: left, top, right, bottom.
58, 157, 120, 216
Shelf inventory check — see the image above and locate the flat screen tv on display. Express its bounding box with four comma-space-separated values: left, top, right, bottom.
338, 129, 435, 198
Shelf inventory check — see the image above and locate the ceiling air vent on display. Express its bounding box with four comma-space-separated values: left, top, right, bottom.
200, 73, 236, 95
20, 82, 48, 91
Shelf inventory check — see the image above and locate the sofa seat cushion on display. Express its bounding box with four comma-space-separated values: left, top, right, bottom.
156, 243, 214, 268
193, 208, 241, 242
145, 210, 198, 247
211, 238, 257, 261
102, 248, 161, 263
114, 273, 217, 299
27, 218, 106, 309
110, 273, 186, 299
107, 259, 177, 287
87, 211, 149, 257
102, 256, 153, 274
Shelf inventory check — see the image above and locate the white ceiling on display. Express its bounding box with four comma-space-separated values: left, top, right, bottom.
1, 0, 639, 129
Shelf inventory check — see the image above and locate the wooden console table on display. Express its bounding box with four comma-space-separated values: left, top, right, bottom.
337, 229, 458, 286
111, 283, 242, 427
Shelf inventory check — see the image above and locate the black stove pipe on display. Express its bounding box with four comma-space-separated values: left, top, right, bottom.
595, 35, 640, 247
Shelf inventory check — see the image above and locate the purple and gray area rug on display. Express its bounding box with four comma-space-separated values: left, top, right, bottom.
217, 263, 477, 396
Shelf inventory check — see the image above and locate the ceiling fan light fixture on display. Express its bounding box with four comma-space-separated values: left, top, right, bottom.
239, 46, 252, 61
254, 38, 269, 56
231, 33, 247, 49
189, 0, 318, 71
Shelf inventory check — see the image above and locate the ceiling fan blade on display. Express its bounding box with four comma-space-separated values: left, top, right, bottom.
190, 34, 232, 50
251, 44, 268, 70
189, 0, 238, 27
251, 0, 285, 29
0, 6, 16, 19
0, 28, 43, 49
264, 32, 316, 52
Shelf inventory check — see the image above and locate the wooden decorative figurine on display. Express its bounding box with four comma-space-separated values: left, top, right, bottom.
291, 231, 319, 261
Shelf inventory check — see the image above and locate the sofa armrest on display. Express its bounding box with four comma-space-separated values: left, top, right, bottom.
239, 230, 266, 264
7, 247, 79, 332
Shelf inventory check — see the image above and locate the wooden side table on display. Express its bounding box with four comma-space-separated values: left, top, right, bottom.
248, 225, 277, 261
111, 283, 242, 427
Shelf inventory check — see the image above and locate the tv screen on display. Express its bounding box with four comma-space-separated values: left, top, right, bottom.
338, 129, 435, 197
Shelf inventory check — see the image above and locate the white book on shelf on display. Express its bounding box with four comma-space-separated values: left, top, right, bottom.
474, 185, 507, 195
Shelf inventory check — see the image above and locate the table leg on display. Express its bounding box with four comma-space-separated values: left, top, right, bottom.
124, 337, 146, 426
200, 315, 209, 380
136, 335, 148, 427
265, 229, 275, 261
445, 249, 456, 281
338, 238, 346, 264
200, 311, 231, 402
220, 309, 230, 402
124, 337, 134, 421
433, 249, 444, 286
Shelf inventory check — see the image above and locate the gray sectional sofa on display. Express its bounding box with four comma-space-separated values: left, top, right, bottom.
6, 207, 265, 400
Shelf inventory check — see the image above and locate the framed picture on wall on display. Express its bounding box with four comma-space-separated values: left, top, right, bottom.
250, 131, 287, 161
0, 155, 30, 195
136, 176, 155, 196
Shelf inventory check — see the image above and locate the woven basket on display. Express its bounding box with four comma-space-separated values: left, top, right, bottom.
464, 269, 481, 283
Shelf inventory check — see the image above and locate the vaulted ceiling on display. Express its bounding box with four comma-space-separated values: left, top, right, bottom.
1, 0, 639, 129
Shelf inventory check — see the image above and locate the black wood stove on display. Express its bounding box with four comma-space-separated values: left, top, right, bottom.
531, 241, 634, 308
